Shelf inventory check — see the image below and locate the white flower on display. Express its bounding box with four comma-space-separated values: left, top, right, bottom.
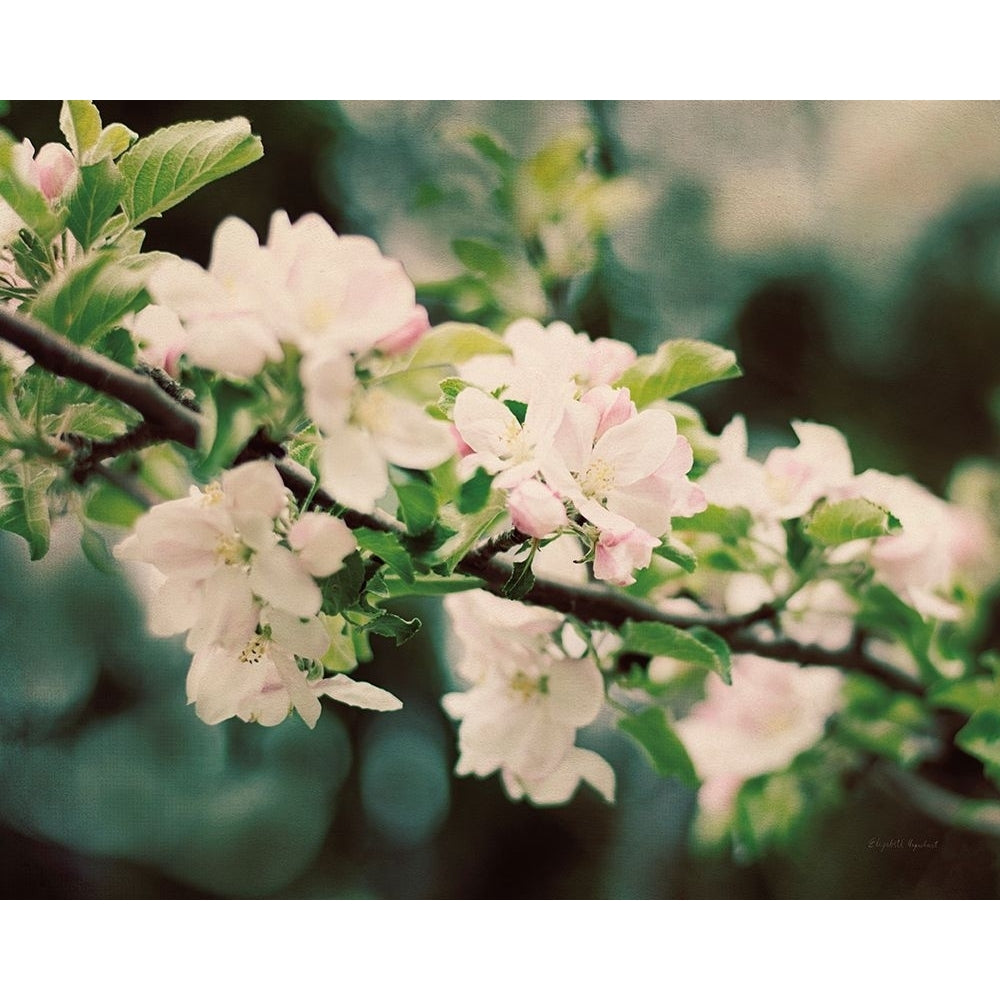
149, 217, 283, 378
442, 590, 612, 804
187, 607, 400, 728
459, 317, 635, 400
303, 347, 455, 513
265, 210, 427, 357
114, 462, 323, 651
676, 654, 843, 816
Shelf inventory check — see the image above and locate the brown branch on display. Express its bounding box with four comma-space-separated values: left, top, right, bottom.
0, 308, 205, 448
0, 307, 934, 696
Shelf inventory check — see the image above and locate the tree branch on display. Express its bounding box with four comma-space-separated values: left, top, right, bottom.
0, 309, 938, 696
0, 308, 205, 448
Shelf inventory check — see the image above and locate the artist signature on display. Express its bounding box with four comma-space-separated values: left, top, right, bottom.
867, 837, 940, 852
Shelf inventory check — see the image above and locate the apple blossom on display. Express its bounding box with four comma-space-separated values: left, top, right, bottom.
676, 654, 843, 816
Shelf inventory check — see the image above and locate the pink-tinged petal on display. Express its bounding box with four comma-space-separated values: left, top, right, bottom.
209, 216, 264, 276
511, 747, 617, 806
453, 388, 519, 456
585, 338, 636, 387
287, 512, 357, 578
272, 649, 322, 729
319, 425, 389, 513
265, 607, 330, 660
508, 707, 578, 783
313, 674, 403, 711
147, 574, 203, 637
550, 398, 600, 475
249, 544, 322, 617
222, 461, 288, 523
34, 143, 76, 200
593, 527, 659, 586
592, 408, 678, 485
301, 349, 356, 434
544, 659, 605, 728
367, 392, 456, 470
581, 385, 636, 439
375, 305, 430, 354
185, 566, 259, 652
187, 644, 268, 725
507, 479, 568, 538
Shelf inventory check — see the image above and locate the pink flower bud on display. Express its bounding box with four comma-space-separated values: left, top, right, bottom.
507, 479, 568, 538
375, 305, 431, 355
34, 143, 77, 201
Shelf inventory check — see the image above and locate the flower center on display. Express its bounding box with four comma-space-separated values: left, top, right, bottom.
509, 670, 549, 701
239, 633, 270, 665
214, 533, 248, 566
202, 482, 225, 506
578, 457, 616, 501
353, 386, 393, 435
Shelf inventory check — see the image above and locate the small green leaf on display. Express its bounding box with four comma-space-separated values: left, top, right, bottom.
60, 101, 103, 160
803, 497, 900, 547
452, 238, 508, 280
406, 322, 510, 370
619, 339, 741, 407
502, 550, 536, 600
354, 527, 415, 583
85, 480, 146, 528
618, 707, 699, 786
673, 503, 752, 541
468, 131, 515, 169
457, 467, 494, 515
0, 130, 66, 242
0, 462, 57, 560
322, 552, 366, 614
359, 610, 422, 646
395, 478, 439, 536
838, 675, 939, 766
657, 538, 697, 574
376, 573, 484, 598
956, 710, 1000, 769
687, 626, 732, 684
929, 677, 1000, 714
30, 251, 149, 346
90, 123, 137, 164
619, 620, 730, 683
118, 117, 263, 225
65, 159, 125, 250
80, 523, 117, 573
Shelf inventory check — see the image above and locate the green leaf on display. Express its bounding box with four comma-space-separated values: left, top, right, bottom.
0, 462, 57, 560
118, 118, 263, 225
956, 710, 1000, 769
687, 626, 732, 684
457, 467, 494, 515
619, 339, 741, 407
452, 238, 508, 280
837, 675, 939, 766
65, 159, 125, 250
30, 251, 149, 346
803, 497, 900, 547
375, 573, 484, 598
85, 479, 146, 528
90, 123, 137, 164
503, 399, 528, 424
406, 322, 510, 371
321, 551, 366, 615
436, 497, 508, 572
618, 707, 699, 786
929, 677, 1000, 714
502, 551, 535, 600
354, 527, 415, 583
657, 538, 697, 574
619, 620, 731, 683
80, 523, 117, 573
60, 101, 102, 160
358, 610, 422, 646
0, 130, 66, 242
191, 382, 261, 481
468, 131, 515, 169
395, 478, 439, 536
674, 503, 752, 541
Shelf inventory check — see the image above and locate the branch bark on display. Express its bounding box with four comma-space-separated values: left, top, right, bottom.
0, 309, 936, 696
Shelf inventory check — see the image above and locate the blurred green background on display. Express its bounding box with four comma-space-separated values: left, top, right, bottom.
1, 100, 999, 898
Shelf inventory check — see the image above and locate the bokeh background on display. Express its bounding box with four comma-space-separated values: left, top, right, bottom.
1, 100, 999, 898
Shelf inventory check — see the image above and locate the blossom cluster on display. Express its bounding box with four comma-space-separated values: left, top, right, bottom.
442, 588, 615, 806
132, 212, 455, 513
115, 460, 401, 728
452, 318, 707, 586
